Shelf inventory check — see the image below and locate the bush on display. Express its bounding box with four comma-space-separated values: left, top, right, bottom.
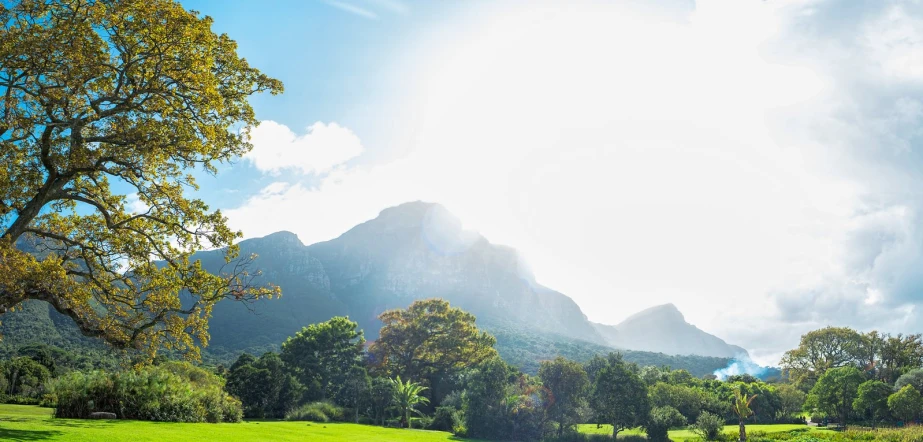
51, 362, 241, 423
646, 406, 687, 442
693, 411, 725, 441
284, 401, 344, 422
428, 406, 463, 432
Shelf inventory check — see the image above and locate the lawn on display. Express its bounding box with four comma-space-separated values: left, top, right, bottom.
577, 423, 828, 441
0, 404, 468, 442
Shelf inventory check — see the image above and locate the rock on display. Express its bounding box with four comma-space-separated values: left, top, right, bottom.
89, 412, 117, 419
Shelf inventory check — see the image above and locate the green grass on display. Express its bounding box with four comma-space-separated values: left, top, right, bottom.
577, 423, 828, 441
0, 404, 469, 442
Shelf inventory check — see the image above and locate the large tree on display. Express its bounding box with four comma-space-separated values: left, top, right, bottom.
0, 0, 282, 360
589, 353, 650, 439
280, 316, 365, 401
369, 299, 497, 397
806, 366, 864, 428
780, 327, 863, 390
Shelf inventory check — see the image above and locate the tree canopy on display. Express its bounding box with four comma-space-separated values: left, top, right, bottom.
0, 0, 282, 360
280, 316, 365, 401
369, 298, 497, 385
589, 353, 650, 438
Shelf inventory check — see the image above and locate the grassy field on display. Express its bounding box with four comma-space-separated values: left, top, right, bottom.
0, 404, 468, 442
577, 423, 828, 441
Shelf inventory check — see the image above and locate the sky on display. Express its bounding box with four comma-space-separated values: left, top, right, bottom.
178, 0, 923, 365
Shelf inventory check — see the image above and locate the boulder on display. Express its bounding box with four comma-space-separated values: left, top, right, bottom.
89, 412, 117, 419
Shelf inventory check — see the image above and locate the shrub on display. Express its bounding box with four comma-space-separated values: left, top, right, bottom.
51, 362, 241, 423
284, 401, 344, 422
428, 406, 463, 432
693, 411, 725, 441
646, 406, 687, 442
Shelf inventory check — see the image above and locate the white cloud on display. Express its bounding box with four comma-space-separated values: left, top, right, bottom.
244, 121, 364, 175
125, 193, 149, 214
324, 1, 378, 20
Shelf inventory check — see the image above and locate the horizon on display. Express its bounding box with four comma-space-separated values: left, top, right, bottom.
168, 0, 923, 367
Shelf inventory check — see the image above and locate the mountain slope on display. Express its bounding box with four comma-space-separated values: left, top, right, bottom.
592, 303, 747, 358
202, 201, 603, 358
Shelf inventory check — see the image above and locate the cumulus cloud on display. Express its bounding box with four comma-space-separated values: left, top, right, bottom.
243, 121, 364, 175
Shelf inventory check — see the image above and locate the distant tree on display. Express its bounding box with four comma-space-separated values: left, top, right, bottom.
368, 377, 396, 426
649, 381, 708, 422
589, 353, 650, 439
853, 380, 892, 423
340, 366, 371, 423
775, 384, 806, 421
894, 369, 923, 393
281, 317, 365, 400
646, 406, 687, 442
226, 352, 303, 418
539, 357, 590, 437
806, 366, 864, 428
732, 386, 757, 442
0, 0, 282, 361
391, 376, 430, 428
16, 345, 56, 376
780, 327, 863, 390
888, 385, 923, 423
464, 356, 518, 439
877, 334, 923, 384
369, 299, 496, 401
727, 374, 759, 384
1, 356, 50, 397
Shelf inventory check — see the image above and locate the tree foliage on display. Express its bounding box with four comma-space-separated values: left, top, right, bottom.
589, 353, 650, 438
226, 352, 303, 418
539, 356, 589, 436
806, 366, 864, 426
888, 385, 923, 423
390, 376, 429, 428
280, 316, 365, 401
853, 380, 892, 423
0, 0, 282, 360
369, 299, 496, 393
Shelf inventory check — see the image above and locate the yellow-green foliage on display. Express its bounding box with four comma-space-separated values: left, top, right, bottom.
0, 0, 282, 362
51, 362, 241, 422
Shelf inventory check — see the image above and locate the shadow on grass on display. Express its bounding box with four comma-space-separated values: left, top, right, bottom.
0, 428, 63, 441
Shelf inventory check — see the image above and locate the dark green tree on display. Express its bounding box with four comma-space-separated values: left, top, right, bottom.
646, 406, 687, 442
888, 385, 923, 423
589, 353, 650, 439
852, 380, 892, 423
539, 356, 590, 437
226, 352, 303, 418
280, 316, 365, 401
806, 366, 864, 428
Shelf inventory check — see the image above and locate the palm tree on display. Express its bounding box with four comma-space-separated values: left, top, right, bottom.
732, 387, 758, 442
390, 376, 430, 428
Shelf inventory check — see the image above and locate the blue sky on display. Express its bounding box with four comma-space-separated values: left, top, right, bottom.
171, 0, 923, 364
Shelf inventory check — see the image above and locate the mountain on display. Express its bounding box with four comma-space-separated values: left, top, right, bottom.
592, 303, 748, 358
198, 202, 602, 358
3, 201, 748, 376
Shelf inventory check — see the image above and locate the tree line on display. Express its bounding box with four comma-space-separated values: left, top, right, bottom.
223, 298, 804, 441
780, 326, 923, 428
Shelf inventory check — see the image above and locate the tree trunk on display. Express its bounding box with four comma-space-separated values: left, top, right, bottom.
613, 426, 619, 439
739, 419, 746, 442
